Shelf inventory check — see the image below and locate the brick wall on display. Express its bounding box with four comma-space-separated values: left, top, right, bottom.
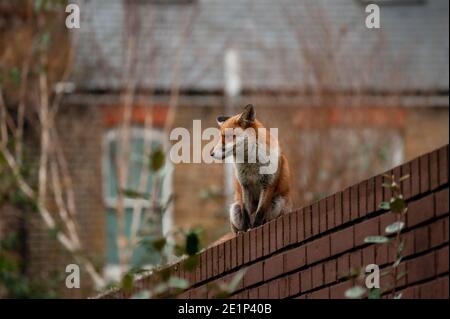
100, 144, 449, 299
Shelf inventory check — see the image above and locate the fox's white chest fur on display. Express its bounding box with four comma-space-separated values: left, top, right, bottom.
213, 104, 291, 232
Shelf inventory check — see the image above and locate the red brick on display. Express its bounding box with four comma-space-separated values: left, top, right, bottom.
236, 290, 249, 299
284, 246, 306, 272
335, 192, 343, 226
268, 280, 279, 299
350, 250, 362, 269
375, 175, 384, 209
414, 226, 429, 253
445, 218, 449, 242
420, 154, 430, 193
354, 217, 379, 246
362, 245, 375, 266
258, 284, 268, 299
230, 237, 237, 269
307, 235, 330, 263
402, 231, 415, 256
201, 251, 207, 281
237, 233, 244, 266
269, 220, 276, 254
442, 277, 449, 299
224, 241, 231, 272
207, 249, 213, 279
263, 253, 284, 280
407, 252, 435, 284
256, 226, 263, 259
408, 194, 435, 227
419, 278, 447, 299
213, 245, 220, 276
383, 170, 393, 202
342, 188, 351, 223
309, 287, 330, 299
243, 231, 250, 263
401, 163, 412, 199
326, 196, 335, 230
250, 230, 257, 261
429, 219, 445, 248
430, 151, 439, 190
297, 209, 305, 242
279, 277, 288, 299
435, 188, 449, 216
300, 268, 312, 292
411, 158, 420, 197
276, 217, 283, 250
367, 178, 376, 213
337, 254, 350, 279
438, 146, 448, 185
400, 285, 419, 299
243, 262, 263, 287
330, 227, 354, 255
248, 288, 258, 299
330, 280, 351, 299
359, 181, 367, 217
311, 264, 324, 289
436, 246, 449, 275
289, 212, 297, 245
324, 260, 337, 284
288, 272, 300, 296
376, 244, 388, 266
263, 222, 270, 256
283, 214, 290, 247
312, 203, 320, 235
304, 207, 312, 239
351, 185, 360, 220
319, 200, 327, 233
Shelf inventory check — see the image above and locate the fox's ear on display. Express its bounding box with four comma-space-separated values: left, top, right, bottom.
238, 104, 255, 127
216, 116, 230, 126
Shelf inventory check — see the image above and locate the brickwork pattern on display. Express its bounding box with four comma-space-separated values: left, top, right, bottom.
100, 145, 449, 299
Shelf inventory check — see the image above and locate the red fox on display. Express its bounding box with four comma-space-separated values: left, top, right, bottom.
211, 104, 292, 233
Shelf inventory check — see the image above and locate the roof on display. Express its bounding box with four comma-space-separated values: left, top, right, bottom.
72, 0, 449, 94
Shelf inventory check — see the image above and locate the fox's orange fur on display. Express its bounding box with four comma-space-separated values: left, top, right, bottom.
211, 104, 292, 234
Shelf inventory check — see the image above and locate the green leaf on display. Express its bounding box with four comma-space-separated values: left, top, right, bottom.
385, 221, 405, 234
394, 293, 402, 299
185, 231, 200, 256
368, 288, 381, 299
149, 148, 165, 172
399, 174, 410, 182
397, 238, 406, 254
130, 290, 151, 299
393, 256, 403, 268
121, 273, 134, 294
379, 202, 390, 210
389, 197, 405, 213
381, 183, 392, 189
345, 286, 366, 299
364, 236, 390, 244
167, 277, 189, 290
227, 270, 246, 293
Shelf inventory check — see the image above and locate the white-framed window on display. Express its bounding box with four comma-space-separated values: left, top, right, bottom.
102, 127, 173, 280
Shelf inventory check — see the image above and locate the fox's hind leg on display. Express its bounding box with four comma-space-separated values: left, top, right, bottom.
230, 202, 251, 233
